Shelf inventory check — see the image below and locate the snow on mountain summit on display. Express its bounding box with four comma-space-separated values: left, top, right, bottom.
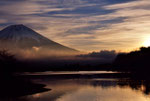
0, 24, 78, 54
0, 24, 45, 42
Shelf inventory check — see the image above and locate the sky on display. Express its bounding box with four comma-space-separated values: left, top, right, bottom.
0, 0, 150, 52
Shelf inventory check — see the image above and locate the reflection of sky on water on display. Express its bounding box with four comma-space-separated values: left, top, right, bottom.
25, 71, 118, 75
25, 79, 150, 101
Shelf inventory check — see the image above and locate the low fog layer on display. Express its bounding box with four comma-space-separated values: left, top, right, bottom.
0, 24, 118, 63
78, 50, 118, 62
0, 24, 79, 58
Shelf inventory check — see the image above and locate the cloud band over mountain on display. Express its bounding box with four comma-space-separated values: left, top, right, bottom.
0, 0, 150, 52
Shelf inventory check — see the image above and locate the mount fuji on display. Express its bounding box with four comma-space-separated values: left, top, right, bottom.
0, 24, 78, 56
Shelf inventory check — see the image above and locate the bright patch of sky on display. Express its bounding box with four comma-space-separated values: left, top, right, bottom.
0, 0, 150, 52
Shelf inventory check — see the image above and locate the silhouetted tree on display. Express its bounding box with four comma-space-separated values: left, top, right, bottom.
0, 50, 50, 99
0, 50, 17, 75
113, 47, 150, 73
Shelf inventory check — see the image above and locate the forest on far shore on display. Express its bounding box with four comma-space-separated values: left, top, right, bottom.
1, 47, 150, 74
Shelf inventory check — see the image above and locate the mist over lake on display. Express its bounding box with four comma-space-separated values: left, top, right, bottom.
1, 0, 150, 101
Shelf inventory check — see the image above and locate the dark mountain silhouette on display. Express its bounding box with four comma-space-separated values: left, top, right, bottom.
113, 47, 150, 73
0, 24, 78, 57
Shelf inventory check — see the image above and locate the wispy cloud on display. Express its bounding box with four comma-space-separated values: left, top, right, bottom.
0, 0, 150, 52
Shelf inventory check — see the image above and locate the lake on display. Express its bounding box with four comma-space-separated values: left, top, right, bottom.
2, 71, 150, 101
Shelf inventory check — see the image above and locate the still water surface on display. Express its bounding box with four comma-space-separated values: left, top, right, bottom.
7, 71, 150, 101
24, 71, 118, 75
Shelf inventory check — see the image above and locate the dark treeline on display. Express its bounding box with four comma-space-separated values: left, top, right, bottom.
0, 49, 113, 73
0, 50, 49, 99
113, 47, 150, 73
21, 59, 112, 71
2, 46, 150, 73
0, 49, 112, 98
1, 48, 150, 98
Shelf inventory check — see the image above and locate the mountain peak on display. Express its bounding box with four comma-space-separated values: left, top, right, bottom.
3, 24, 32, 32
0, 24, 78, 55
9, 24, 25, 27
0, 24, 41, 40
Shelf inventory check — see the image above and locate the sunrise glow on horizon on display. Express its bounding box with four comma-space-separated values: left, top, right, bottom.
1, 0, 150, 52
142, 38, 150, 47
